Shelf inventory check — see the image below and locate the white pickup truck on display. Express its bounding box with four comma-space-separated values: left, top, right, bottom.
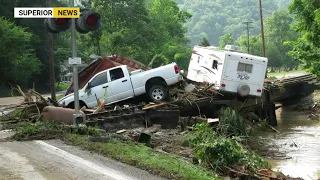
58, 63, 181, 108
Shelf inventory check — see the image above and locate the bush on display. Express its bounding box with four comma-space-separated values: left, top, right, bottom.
190, 123, 269, 173
217, 107, 246, 137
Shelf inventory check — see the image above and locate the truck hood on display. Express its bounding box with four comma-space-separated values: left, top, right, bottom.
58, 93, 74, 104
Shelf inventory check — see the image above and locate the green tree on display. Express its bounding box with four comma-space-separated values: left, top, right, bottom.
199, 36, 211, 46
265, 10, 299, 70
287, 0, 320, 75
0, 17, 41, 86
219, 33, 235, 49
177, 0, 291, 45
147, 0, 192, 69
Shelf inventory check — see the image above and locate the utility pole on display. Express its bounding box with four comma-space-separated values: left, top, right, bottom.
258, 0, 276, 126
259, 0, 266, 57
243, 21, 253, 54
69, 0, 81, 125
47, 0, 56, 101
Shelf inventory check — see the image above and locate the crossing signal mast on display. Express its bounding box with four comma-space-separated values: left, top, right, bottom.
44, 7, 101, 125
44, 10, 101, 34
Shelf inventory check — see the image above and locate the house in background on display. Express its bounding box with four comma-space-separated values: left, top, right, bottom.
60, 60, 88, 82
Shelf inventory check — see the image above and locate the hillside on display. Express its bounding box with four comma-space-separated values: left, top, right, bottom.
176, 0, 292, 46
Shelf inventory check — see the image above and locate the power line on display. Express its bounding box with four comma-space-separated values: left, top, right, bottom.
243, 21, 253, 54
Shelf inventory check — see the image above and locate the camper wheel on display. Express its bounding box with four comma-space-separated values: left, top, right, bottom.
148, 85, 168, 102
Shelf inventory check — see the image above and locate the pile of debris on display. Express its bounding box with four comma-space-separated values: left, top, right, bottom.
0, 86, 53, 123
1, 78, 223, 130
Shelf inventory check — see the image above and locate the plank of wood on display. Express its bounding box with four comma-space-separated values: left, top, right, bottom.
142, 102, 167, 110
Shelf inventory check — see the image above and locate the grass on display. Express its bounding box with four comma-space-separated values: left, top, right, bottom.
9, 121, 219, 180
66, 134, 219, 180
12, 121, 65, 141
56, 82, 71, 91
267, 70, 305, 77
56, 94, 64, 100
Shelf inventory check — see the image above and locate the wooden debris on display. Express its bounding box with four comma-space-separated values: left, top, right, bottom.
116, 129, 127, 134
142, 102, 167, 110
267, 124, 280, 133
0, 86, 56, 123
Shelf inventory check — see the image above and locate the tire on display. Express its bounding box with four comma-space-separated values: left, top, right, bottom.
148, 85, 168, 102
237, 84, 250, 97
66, 102, 74, 109
66, 101, 87, 109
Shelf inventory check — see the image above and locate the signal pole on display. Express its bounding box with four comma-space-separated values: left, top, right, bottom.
47, 0, 56, 101
45, 2, 100, 125
69, 0, 81, 124
243, 21, 253, 53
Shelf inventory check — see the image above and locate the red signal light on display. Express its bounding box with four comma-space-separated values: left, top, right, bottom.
86, 15, 97, 25
76, 11, 101, 34
45, 18, 71, 34
55, 18, 69, 25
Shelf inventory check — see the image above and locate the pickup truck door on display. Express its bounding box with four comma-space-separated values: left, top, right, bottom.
107, 67, 134, 102
85, 71, 115, 108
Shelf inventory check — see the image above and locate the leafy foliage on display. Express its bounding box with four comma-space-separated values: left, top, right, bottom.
0, 0, 193, 91
287, 0, 320, 76
217, 107, 246, 137
199, 36, 211, 46
190, 123, 269, 173
0, 17, 41, 87
12, 121, 101, 141
219, 33, 235, 49
177, 0, 292, 46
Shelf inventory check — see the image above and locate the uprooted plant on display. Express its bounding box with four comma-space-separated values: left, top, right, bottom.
189, 123, 269, 175
216, 107, 247, 137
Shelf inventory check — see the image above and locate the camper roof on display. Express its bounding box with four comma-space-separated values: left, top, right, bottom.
225, 51, 267, 63
192, 46, 267, 63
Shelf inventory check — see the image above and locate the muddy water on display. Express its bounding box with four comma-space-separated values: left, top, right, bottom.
262, 104, 320, 180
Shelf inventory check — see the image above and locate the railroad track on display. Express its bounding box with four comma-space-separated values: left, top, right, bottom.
269, 74, 317, 87
85, 104, 146, 125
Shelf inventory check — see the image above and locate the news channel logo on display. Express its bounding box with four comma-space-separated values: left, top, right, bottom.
14, 7, 80, 18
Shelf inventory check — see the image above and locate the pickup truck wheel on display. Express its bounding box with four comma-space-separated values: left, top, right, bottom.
66, 101, 87, 109
149, 85, 168, 102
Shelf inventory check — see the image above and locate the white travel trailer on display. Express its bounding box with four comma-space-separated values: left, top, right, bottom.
186, 45, 268, 97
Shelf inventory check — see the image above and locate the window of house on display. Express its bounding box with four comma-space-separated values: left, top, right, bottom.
110, 68, 125, 81
212, 60, 218, 69
90, 72, 108, 87
237, 62, 253, 73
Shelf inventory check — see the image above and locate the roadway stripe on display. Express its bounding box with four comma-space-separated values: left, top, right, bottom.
35, 140, 135, 180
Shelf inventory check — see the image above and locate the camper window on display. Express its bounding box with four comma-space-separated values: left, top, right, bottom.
212, 60, 218, 69
237, 62, 253, 73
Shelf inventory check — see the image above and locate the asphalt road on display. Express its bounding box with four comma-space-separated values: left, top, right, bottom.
0, 131, 166, 180
274, 71, 308, 79
0, 93, 166, 180
0, 92, 65, 107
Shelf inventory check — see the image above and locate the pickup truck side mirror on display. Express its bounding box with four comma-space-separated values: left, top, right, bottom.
87, 82, 92, 89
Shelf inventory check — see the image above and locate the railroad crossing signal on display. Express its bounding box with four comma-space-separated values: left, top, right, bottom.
44, 10, 101, 34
